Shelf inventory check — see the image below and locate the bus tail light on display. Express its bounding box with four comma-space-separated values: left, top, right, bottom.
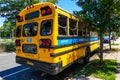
16, 15, 23, 22
41, 6, 52, 16
15, 39, 21, 46
40, 39, 51, 47
47, 8, 52, 13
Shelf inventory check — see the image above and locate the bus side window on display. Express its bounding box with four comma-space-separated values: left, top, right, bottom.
86, 28, 90, 37
58, 14, 67, 36
78, 22, 83, 36
83, 23, 90, 37
83, 27, 86, 37
69, 19, 77, 36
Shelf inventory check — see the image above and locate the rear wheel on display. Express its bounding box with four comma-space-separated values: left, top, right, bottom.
83, 48, 90, 64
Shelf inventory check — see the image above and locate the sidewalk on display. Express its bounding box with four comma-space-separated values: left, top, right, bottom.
110, 38, 120, 80
101, 38, 120, 80
116, 53, 120, 80
116, 44, 120, 80
103, 38, 120, 80
111, 38, 120, 80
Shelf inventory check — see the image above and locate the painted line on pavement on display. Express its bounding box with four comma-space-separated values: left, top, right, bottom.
0, 77, 3, 80
2, 67, 30, 79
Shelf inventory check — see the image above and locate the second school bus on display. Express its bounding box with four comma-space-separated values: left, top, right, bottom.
16, 2, 100, 75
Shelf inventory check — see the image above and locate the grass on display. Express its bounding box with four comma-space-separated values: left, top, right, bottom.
104, 48, 120, 52
73, 59, 117, 80
0, 39, 15, 42
111, 43, 119, 46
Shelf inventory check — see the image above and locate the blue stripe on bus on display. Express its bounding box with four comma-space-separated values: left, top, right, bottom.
58, 37, 99, 46
90, 37, 99, 41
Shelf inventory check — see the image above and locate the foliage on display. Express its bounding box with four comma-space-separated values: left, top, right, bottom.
0, 0, 58, 37
74, 0, 120, 33
73, 59, 116, 80
0, 43, 5, 52
0, 42, 15, 52
41, 0, 58, 4
74, 0, 120, 63
0, 0, 58, 23
5, 42, 15, 51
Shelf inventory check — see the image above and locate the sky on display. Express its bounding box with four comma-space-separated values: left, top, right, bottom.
57, 0, 81, 13
0, 17, 5, 27
0, 0, 81, 27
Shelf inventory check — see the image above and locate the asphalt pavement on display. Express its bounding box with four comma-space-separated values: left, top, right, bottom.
0, 52, 31, 80
0, 52, 20, 72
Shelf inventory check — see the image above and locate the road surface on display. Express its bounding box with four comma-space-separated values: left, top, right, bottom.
0, 52, 86, 80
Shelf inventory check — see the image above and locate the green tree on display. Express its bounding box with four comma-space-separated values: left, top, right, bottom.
107, 15, 120, 49
0, 0, 58, 37
74, 0, 120, 63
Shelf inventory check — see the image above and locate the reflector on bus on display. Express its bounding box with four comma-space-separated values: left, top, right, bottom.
41, 6, 52, 16
16, 15, 23, 22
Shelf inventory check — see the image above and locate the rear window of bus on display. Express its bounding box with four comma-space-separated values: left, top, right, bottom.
16, 26, 22, 37
40, 19, 52, 36
25, 11, 39, 20
23, 22, 38, 37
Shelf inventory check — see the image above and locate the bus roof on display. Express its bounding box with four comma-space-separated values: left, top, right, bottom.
24, 2, 80, 18
18, 2, 82, 22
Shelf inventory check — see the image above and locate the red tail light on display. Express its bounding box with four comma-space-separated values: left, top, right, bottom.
16, 15, 23, 22
40, 39, 51, 47
47, 8, 52, 13
41, 6, 52, 16
15, 39, 21, 46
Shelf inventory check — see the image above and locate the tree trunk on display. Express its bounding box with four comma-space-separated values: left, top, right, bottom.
99, 27, 103, 63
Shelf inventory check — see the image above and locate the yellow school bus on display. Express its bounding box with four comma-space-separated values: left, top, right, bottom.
16, 2, 100, 75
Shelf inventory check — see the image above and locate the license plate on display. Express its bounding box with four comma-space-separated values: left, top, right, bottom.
27, 61, 34, 66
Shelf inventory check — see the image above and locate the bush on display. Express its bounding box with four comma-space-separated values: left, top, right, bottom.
0, 42, 15, 52
5, 42, 15, 52
0, 43, 5, 52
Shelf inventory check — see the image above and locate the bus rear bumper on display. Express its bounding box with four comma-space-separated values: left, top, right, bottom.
16, 56, 62, 75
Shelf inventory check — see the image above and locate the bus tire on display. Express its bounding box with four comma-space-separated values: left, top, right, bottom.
83, 47, 90, 64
